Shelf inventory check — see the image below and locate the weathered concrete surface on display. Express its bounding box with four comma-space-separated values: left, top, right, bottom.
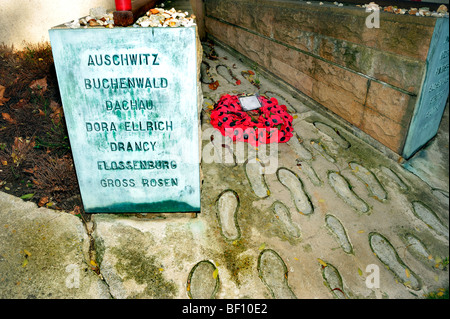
0, 191, 110, 298
0, 40, 448, 299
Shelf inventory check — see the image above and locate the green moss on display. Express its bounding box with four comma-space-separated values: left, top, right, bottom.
112, 247, 177, 298
223, 249, 253, 287
302, 243, 313, 253
95, 224, 176, 298
358, 47, 375, 75
88, 200, 200, 213
341, 44, 361, 72
425, 287, 449, 299
94, 236, 106, 267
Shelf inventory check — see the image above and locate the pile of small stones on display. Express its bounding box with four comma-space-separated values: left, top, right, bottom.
134, 7, 196, 28
304, 1, 449, 17
80, 13, 115, 28
64, 5, 196, 29
362, 2, 449, 17
65, 7, 114, 29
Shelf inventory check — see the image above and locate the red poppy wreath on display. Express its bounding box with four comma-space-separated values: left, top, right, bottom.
210, 94, 294, 147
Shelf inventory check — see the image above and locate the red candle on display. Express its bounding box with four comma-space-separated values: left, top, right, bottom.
115, 0, 132, 11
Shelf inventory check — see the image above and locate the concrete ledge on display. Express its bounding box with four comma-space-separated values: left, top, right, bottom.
0, 191, 110, 298
205, 0, 434, 92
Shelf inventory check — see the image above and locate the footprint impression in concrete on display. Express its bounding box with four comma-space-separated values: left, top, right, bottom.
380, 166, 409, 191
202, 96, 216, 110
310, 140, 336, 163
432, 188, 449, 204
277, 168, 313, 215
200, 61, 214, 84
411, 201, 449, 240
313, 121, 351, 149
216, 190, 241, 241
202, 42, 218, 60
349, 162, 387, 201
245, 159, 270, 198
320, 261, 349, 299
216, 64, 239, 85
271, 201, 301, 238
325, 214, 353, 254
187, 260, 220, 299
287, 133, 313, 161
258, 249, 297, 299
404, 233, 437, 268
296, 160, 322, 187
328, 171, 369, 213
241, 70, 260, 89
369, 232, 421, 291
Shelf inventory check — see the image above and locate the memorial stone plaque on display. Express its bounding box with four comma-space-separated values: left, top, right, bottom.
49, 26, 200, 213
403, 18, 449, 159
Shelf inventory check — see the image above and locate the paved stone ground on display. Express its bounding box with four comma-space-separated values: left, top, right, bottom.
0, 40, 448, 299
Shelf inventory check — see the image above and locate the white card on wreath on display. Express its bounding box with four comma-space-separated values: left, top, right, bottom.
239, 95, 262, 111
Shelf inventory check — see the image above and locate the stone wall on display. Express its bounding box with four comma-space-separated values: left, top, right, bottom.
204, 0, 443, 155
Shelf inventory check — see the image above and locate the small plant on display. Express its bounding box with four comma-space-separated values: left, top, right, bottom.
432, 256, 450, 271
425, 287, 449, 299
439, 256, 449, 270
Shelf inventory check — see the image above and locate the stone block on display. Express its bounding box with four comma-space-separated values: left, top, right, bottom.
270, 57, 315, 97
206, 0, 434, 95
205, 16, 229, 42
316, 36, 425, 94
206, 0, 273, 38
206, 0, 436, 61
50, 26, 201, 213
365, 81, 416, 127
268, 37, 316, 76
360, 107, 406, 154
313, 58, 368, 104
312, 80, 366, 127
403, 18, 449, 158
205, 17, 269, 67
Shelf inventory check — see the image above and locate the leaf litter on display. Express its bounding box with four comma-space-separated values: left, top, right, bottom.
0, 43, 83, 215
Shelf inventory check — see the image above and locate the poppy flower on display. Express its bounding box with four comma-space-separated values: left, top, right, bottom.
210, 94, 293, 146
